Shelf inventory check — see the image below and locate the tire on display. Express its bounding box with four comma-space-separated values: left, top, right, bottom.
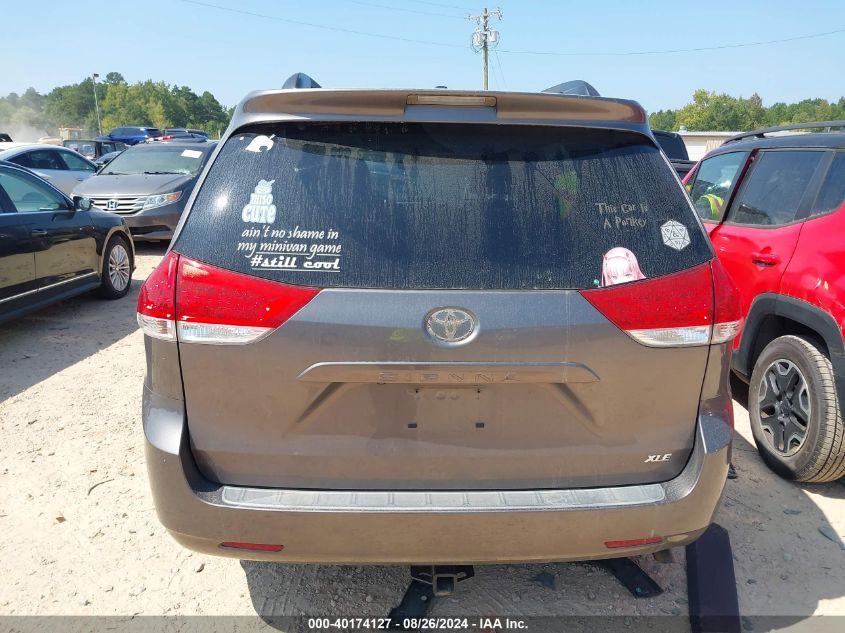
98, 234, 133, 299
748, 335, 845, 483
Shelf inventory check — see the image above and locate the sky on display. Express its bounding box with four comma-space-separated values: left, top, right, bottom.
2, 0, 845, 114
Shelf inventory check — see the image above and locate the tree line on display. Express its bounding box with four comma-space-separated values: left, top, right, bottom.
0, 72, 233, 140
3, 78, 845, 139
649, 89, 845, 132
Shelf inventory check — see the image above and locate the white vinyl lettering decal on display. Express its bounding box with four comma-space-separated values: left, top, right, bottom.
241, 180, 277, 224
237, 225, 343, 273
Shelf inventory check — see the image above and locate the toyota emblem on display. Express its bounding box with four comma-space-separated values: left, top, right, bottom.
425, 308, 476, 343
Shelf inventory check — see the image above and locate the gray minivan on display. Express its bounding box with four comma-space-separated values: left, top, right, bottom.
138, 87, 740, 564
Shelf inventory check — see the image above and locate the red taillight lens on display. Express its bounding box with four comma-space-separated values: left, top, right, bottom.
220, 542, 284, 552
604, 536, 664, 549
136, 252, 319, 344
710, 260, 743, 344
136, 250, 180, 340
580, 264, 713, 347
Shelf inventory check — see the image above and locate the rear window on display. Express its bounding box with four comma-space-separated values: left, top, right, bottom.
175, 122, 712, 290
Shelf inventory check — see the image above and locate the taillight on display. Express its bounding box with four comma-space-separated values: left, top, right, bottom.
710, 259, 742, 344
136, 250, 179, 341
136, 252, 319, 344
580, 264, 713, 347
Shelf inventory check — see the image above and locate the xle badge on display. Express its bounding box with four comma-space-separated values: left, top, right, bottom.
644, 453, 673, 463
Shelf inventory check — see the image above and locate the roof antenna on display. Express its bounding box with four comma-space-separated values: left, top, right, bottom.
542, 80, 600, 97
282, 73, 322, 89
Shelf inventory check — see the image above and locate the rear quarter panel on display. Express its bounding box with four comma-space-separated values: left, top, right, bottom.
780, 206, 845, 338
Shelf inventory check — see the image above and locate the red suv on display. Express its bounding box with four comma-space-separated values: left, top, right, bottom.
683, 121, 845, 482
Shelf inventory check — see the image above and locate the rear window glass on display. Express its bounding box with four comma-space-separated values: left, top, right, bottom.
175, 122, 712, 290
811, 152, 845, 217
730, 150, 823, 226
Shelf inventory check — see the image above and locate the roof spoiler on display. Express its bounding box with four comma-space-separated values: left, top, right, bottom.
724, 120, 845, 144
542, 80, 600, 97
282, 72, 322, 90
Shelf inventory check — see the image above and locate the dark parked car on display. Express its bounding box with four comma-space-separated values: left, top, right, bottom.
63, 139, 127, 160
93, 150, 123, 169
138, 85, 741, 564
162, 128, 209, 140
73, 140, 217, 241
653, 129, 696, 178
96, 126, 164, 146
0, 161, 134, 323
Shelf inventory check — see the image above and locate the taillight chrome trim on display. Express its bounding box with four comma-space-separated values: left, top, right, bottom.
176, 321, 273, 345
711, 319, 743, 345
626, 325, 712, 348
136, 313, 176, 341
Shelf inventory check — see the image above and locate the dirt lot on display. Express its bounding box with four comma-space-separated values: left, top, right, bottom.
1, 243, 844, 629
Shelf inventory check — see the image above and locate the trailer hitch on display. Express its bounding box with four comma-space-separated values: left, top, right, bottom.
410, 565, 475, 597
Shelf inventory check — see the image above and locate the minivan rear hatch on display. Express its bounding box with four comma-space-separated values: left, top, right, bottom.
172, 118, 715, 491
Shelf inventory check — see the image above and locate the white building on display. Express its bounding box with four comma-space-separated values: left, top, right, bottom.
678, 129, 741, 161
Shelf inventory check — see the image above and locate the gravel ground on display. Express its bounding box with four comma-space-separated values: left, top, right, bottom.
1, 243, 844, 630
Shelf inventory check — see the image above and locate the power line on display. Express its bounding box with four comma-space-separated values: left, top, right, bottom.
180, 0, 467, 49
494, 50, 507, 90
337, 0, 465, 19
179, 1, 845, 59
498, 27, 845, 57
407, 0, 473, 10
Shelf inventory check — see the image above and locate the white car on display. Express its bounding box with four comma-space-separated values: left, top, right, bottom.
0, 142, 98, 196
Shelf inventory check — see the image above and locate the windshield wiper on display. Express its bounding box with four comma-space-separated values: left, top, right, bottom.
103, 171, 128, 175
143, 170, 183, 175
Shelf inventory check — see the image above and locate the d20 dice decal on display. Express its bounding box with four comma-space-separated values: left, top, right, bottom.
660, 220, 690, 251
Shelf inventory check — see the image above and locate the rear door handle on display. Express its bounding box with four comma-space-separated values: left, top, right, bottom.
31, 229, 48, 237
751, 251, 780, 266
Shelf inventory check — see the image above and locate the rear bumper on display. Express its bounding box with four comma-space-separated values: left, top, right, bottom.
144, 385, 731, 564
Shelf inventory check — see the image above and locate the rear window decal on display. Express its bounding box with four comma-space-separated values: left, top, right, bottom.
243, 226, 343, 272
237, 176, 343, 275
241, 179, 277, 223
660, 220, 690, 251
601, 247, 646, 287
245, 135, 274, 153
597, 202, 649, 230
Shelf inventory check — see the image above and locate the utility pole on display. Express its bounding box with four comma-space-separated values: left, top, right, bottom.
467, 7, 502, 90
92, 73, 101, 135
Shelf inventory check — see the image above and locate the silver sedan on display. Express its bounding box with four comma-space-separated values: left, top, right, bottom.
0, 142, 98, 196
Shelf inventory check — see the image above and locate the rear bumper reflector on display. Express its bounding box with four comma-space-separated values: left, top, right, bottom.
604, 537, 664, 549
220, 542, 284, 552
